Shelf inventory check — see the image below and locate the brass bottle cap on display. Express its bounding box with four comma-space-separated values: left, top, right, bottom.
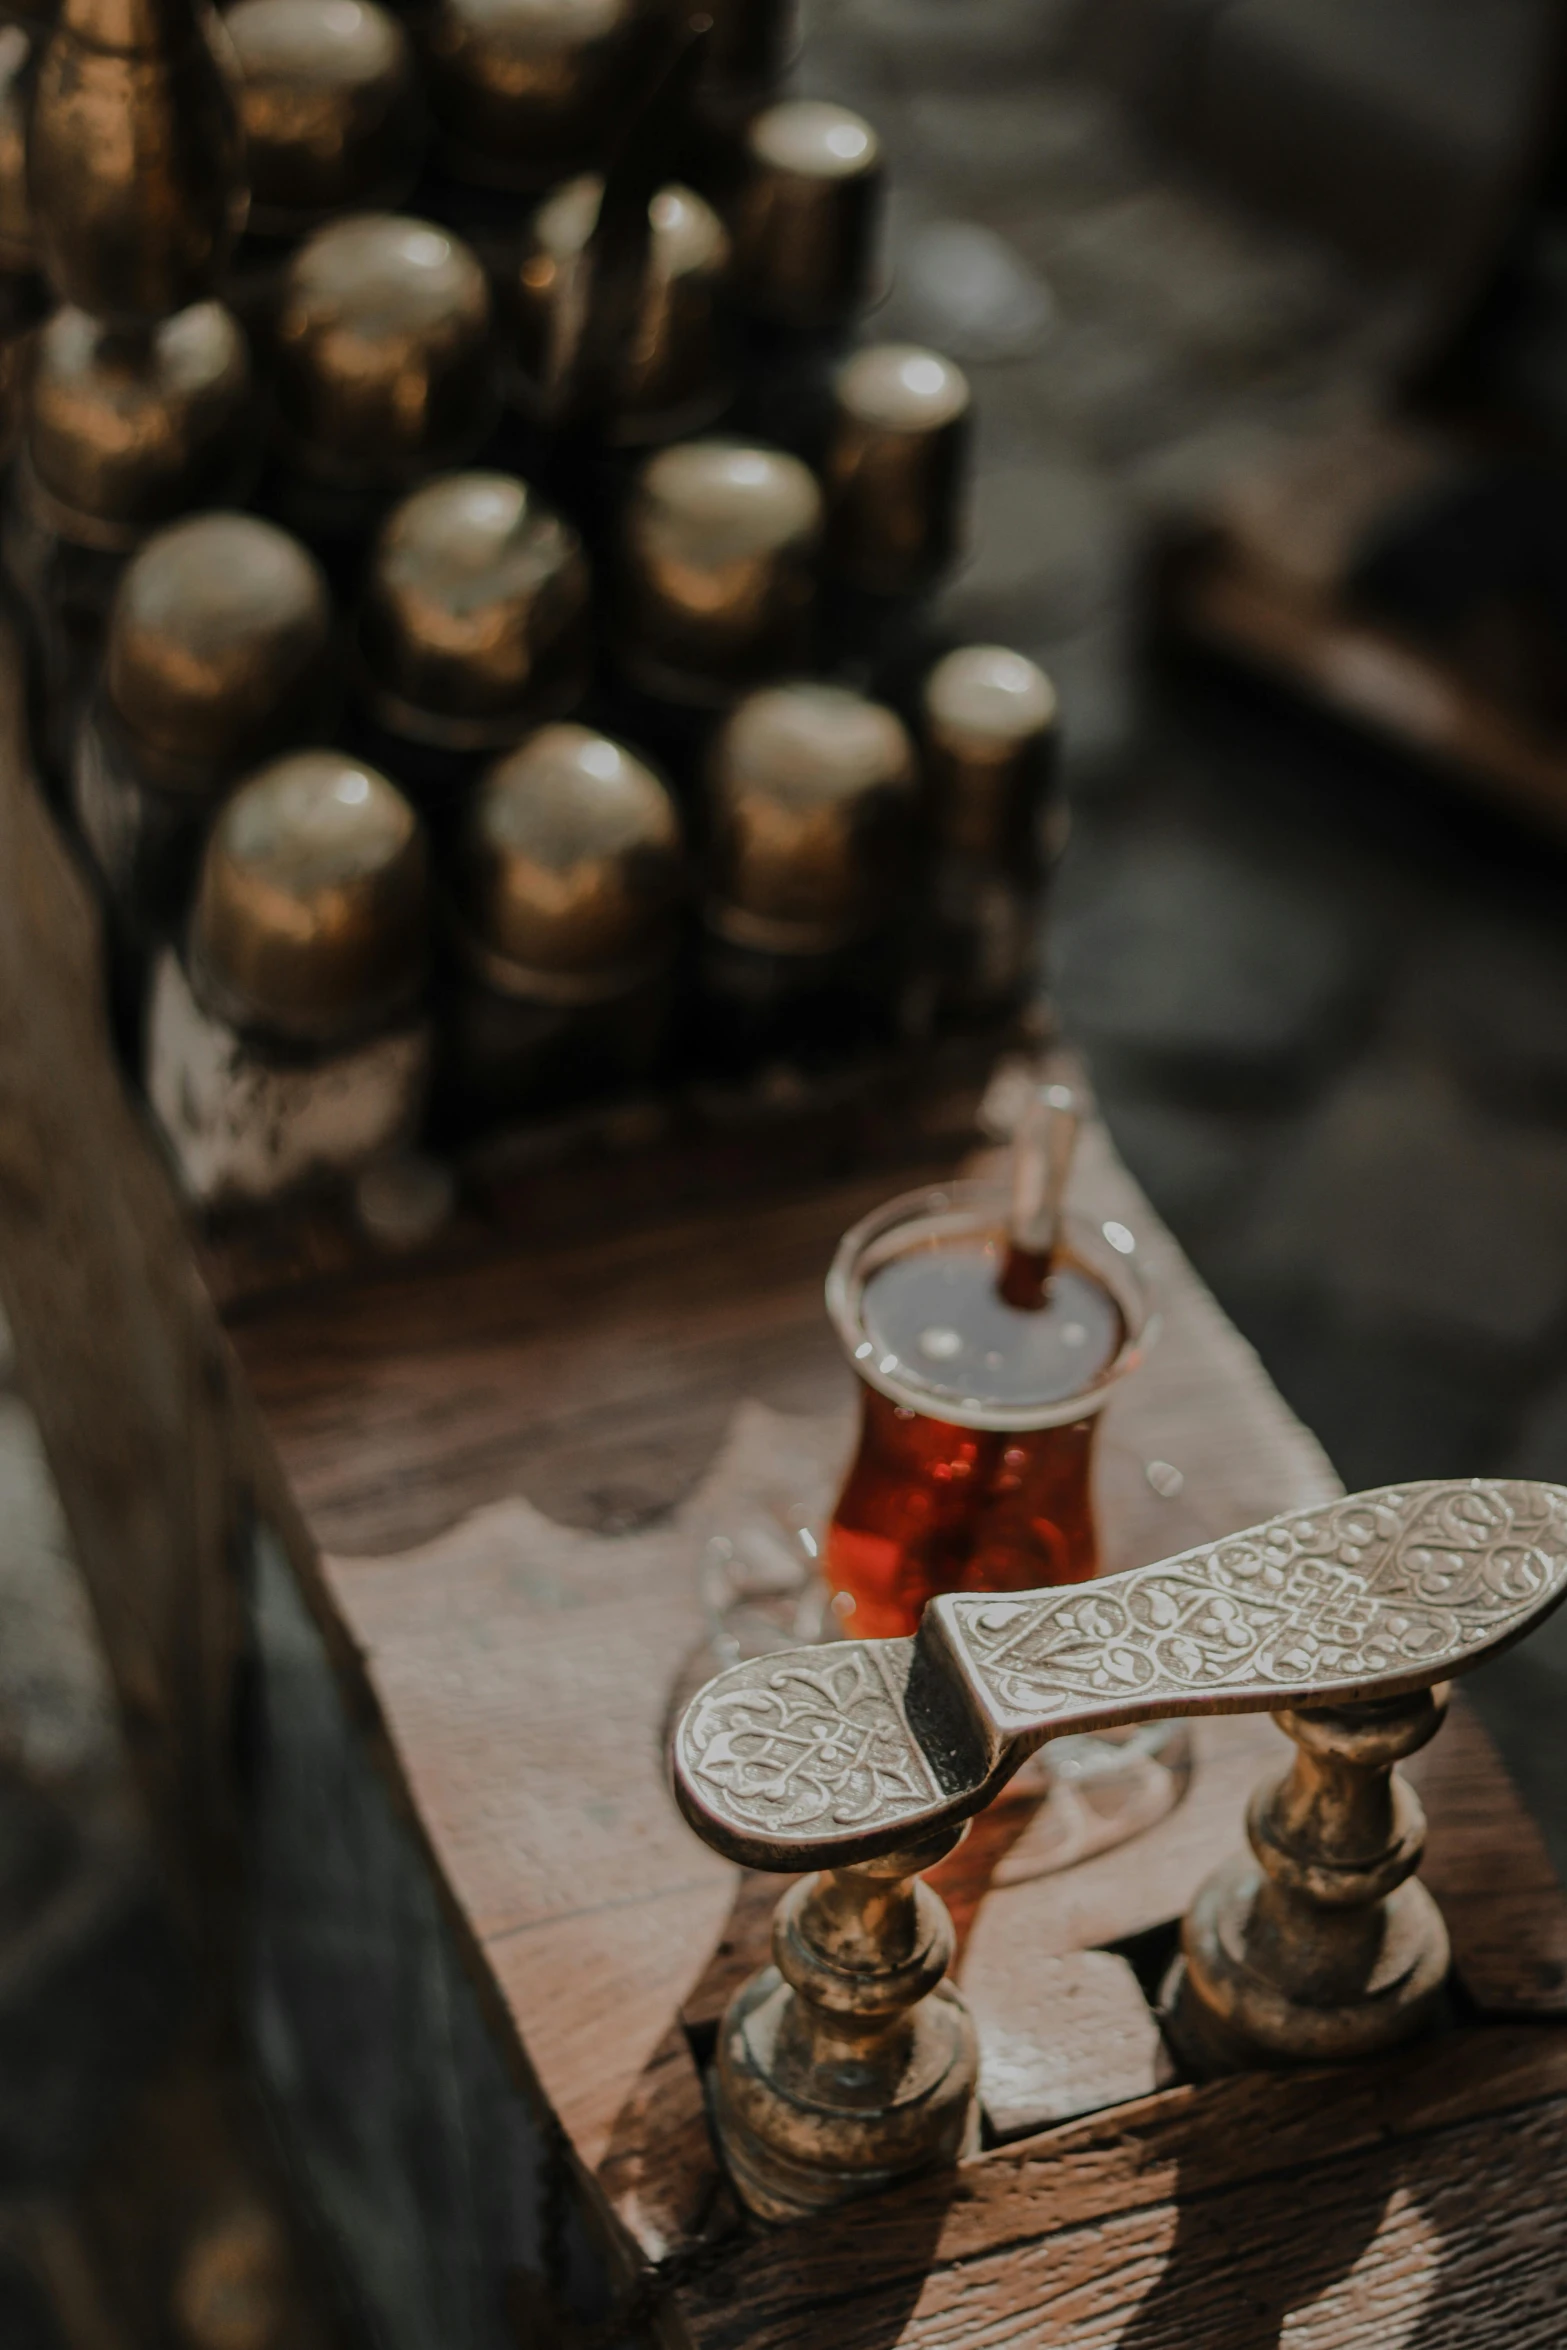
0, 25, 36, 275
459, 722, 682, 1000
30, 0, 247, 326
922, 644, 1057, 859
513, 174, 731, 443
360, 472, 591, 749
274, 213, 494, 491
227, 0, 423, 237
732, 99, 882, 332
193, 749, 427, 1041
25, 300, 253, 550
106, 512, 333, 791
707, 680, 915, 951
422, 0, 649, 194
619, 438, 821, 704
826, 343, 970, 595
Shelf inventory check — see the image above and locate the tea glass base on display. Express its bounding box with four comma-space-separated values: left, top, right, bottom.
664, 1502, 1192, 1879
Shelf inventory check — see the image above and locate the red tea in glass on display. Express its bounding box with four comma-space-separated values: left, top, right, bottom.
823, 1182, 1150, 1638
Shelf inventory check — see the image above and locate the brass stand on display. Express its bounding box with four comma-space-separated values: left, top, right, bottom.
1163, 1687, 1452, 2071
677, 1481, 1567, 2215
712, 1827, 978, 2223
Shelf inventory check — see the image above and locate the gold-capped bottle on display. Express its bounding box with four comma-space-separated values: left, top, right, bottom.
355, 469, 591, 823
229, 0, 422, 233
5, 300, 253, 771
270, 212, 495, 563
921, 643, 1059, 1021
420, 0, 654, 197
0, 24, 46, 468
73, 511, 334, 940
728, 98, 883, 453
441, 720, 683, 1123
825, 344, 970, 596
225, 0, 424, 342
146, 749, 433, 1206
29, 0, 247, 328
5, 0, 255, 777
617, 437, 821, 707
512, 173, 731, 447
698, 677, 916, 1073
732, 100, 882, 333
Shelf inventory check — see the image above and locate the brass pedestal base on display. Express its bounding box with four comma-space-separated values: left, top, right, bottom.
1164, 1688, 1451, 2074
712, 1829, 979, 2223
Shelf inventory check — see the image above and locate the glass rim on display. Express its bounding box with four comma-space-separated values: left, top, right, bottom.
825, 1178, 1157, 1431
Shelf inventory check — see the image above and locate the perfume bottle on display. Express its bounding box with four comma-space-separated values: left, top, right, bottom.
4, 0, 253, 776
0, 25, 47, 468
5, 304, 255, 779
510, 173, 733, 456
820, 342, 970, 680
224, 0, 425, 349
612, 438, 821, 781
921, 644, 1059, 1023
823, 1090, 1151, 1637
267, 212, 495, 582
352, 470, 592, 837
728, 98, 883, 453
146, 751, 432, 1208
695, 677, 917, 1075
73, 512, 334, 954
438, 721, 684, 1127
419, 0, 655, 202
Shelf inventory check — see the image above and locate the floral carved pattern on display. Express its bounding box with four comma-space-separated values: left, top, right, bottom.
678, 1646, 945, 1845
946, 1481, 1567, 1724
673, 1481, 1567, 1863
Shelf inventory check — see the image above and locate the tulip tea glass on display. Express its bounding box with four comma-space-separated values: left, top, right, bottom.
823, 1184, 1151, 1638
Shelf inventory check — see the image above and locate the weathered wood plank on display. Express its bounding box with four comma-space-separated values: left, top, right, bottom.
1410, 1696, 1567, 2013
673, 2027, 1567, 2349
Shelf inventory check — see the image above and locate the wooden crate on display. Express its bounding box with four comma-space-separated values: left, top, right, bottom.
2, 624, 1565, 2349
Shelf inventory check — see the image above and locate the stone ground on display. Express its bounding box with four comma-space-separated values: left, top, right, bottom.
6, 0, 1567, 2331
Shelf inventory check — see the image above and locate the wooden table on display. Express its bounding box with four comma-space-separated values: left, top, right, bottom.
2, 626, 1566, 2349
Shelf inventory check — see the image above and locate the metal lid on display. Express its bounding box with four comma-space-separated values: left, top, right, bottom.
0, 25, 36, 275
732, 98, 882, 331
422, 0, 650, 194
459, 722, 682, 999
707, 680, 915, 950
619, 438, 821, 704
825, 343, 970, 595
360, 471, 591, 749
26, 300, 253, 550
29, 0, 247, 326
193, 749, 428, 1041
106, 512, 333, 791
513, 173, 731, 443
227, 0, 423, 236
922, 644, 1057, 859
273, 213, 493, 490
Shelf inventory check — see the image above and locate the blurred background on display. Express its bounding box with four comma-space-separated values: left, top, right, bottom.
7, 0, 1567, 2341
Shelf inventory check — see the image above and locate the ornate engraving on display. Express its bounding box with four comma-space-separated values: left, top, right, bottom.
946, 1480, 1567, 1724
678, 1643, 944, 1848
672, 1480, 1567, 1868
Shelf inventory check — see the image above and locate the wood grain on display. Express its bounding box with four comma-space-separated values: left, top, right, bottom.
673, 2027, 1567, 2349
1411, 1695, 1567, 2013
230, 1119, 1339, 1563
